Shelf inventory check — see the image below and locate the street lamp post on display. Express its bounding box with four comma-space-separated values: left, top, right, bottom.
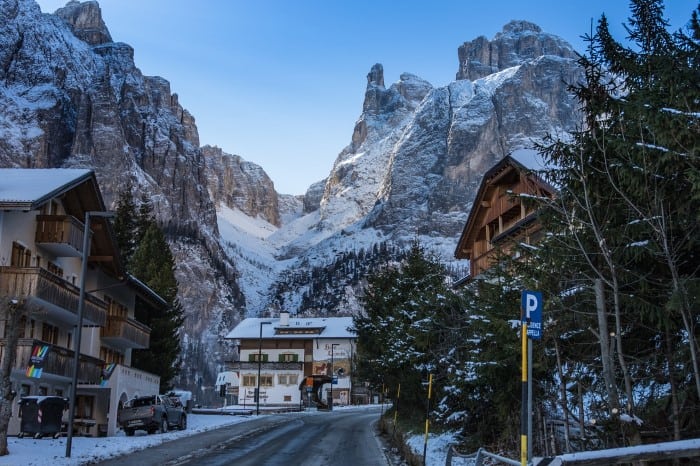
256, 321, 271, 415
330, 343, 339, 411
66, 211, 114, 458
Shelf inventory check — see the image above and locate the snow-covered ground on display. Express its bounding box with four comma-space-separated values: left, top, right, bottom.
0, 405, 461, 466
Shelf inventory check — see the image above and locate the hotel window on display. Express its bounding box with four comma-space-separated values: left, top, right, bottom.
42, 323, 59, 345
11, 242, 31, 267
242, 375, 256, 387
17, 316, 27, 339
278, 353, 298, 362
278, 374, 299, 386
260, 375, 274, 387
248, 353, 268, 362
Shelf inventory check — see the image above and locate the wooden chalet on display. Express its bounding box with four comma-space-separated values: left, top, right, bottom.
454, 154, 555, 281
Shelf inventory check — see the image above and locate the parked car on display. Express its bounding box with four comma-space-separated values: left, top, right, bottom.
117, 395, 187, 436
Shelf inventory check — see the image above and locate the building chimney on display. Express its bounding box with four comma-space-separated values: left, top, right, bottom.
279, 311, 290, 326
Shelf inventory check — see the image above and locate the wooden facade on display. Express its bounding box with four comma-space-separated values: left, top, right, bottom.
454, 155, 555, 280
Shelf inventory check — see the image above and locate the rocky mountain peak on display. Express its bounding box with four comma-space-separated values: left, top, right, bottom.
366, 63, 384, 87
456, 19, 575, 81
54, 0, 112, 46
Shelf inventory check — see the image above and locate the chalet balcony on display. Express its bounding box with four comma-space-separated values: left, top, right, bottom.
35, 215, 85, 257
228, 361, 304, 371
0, 338, 103, 384
101, 316, 150, 350
0, 267, 107, 327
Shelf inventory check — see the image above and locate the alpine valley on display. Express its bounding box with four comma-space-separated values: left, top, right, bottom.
0, 0, 582, 399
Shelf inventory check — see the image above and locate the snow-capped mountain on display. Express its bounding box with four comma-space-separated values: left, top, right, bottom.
211, 21, 582, 315
0, 0, 582, 397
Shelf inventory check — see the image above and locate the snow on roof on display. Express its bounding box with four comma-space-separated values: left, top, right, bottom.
0, 168, 94, 207
509, 148, 549, 171
225, 316, 355, 340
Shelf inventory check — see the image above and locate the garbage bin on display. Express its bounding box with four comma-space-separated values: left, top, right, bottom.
18, 396, 67, 439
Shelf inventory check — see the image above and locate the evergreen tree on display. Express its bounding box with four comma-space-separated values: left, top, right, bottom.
531, 0, 700, 445
129, 222, 185, 393
112, 182, 138, 267
354, 242, 465, 415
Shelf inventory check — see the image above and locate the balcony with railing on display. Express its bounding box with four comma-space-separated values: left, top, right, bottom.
35, 215, 84, 257
228, 361, 304, 371
0, 338, 103, 384
0, 267, 107, 327
101, 316, 150, 350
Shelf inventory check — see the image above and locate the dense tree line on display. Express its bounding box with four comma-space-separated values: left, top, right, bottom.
113, 184, 184, 393
355, 0, 700, 456
269, 241, 457, 315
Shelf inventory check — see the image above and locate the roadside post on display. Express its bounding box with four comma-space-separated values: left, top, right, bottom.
521, 290, 542, 466
423, 373, 433, 466
392, 383, 400, 439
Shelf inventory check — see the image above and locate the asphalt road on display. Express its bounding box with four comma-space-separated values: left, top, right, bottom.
97, 407, 390, 466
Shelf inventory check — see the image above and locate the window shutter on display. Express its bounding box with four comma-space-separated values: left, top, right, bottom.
248, 354, 255, 362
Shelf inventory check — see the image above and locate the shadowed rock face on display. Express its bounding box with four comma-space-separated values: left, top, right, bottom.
202, 145, 280, 227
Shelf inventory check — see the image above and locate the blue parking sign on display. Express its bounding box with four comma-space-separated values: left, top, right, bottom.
521, 290, 543, 340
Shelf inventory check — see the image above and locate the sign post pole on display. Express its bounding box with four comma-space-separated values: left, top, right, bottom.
520, 320, 528, 466
521, 290, 543, 466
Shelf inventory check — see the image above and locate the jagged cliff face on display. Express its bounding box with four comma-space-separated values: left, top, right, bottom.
314, 20, 581, 242
0, 0, 244, 398
317, 64, 433, 231
455, 20, 576, 80
202, 145, 280, 226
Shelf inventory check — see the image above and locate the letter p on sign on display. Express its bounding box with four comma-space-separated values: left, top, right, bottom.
521, 290, 543, 340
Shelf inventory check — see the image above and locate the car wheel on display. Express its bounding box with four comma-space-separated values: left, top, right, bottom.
125, 428, 135, 436
160, 417, 168, 434
179, 415, 187, 430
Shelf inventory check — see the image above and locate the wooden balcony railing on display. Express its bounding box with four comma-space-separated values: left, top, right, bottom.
35, 215, 84, 257
0, 267, 107, 326
101, 316, 150, 349
0, 338, 103, 384
229, 361, 304, 371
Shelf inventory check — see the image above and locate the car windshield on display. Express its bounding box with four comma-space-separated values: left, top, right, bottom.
124, 397, 154, 408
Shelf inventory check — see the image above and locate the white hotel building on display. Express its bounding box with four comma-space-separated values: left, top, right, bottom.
224, 313, 356, 409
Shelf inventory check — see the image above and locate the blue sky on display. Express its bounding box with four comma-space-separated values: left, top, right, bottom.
36, 1, 698, 195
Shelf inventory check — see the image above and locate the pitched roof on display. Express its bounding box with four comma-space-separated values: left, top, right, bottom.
0, 168, 100, 210
225, 316, 355, 340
